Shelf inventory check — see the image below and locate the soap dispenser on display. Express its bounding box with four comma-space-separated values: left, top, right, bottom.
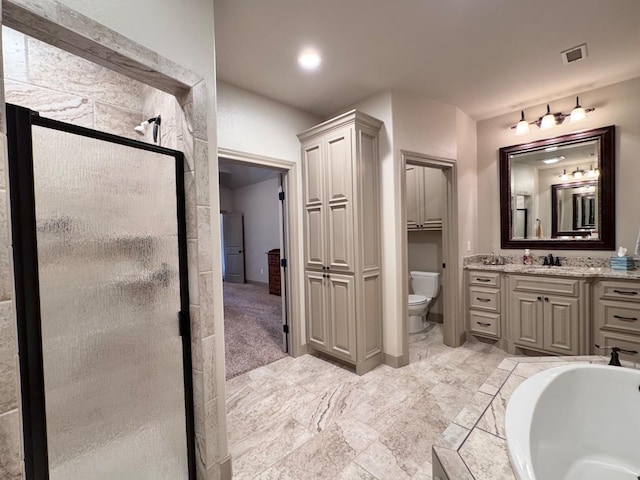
523, 249, 532, 265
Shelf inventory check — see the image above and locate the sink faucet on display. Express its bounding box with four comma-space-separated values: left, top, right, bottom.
543, 253, 554, 266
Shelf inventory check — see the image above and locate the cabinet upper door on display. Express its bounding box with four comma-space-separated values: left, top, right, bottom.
511, 291, 544, 349
405, 165, 421, 230
302, 141, 326, 269
543, 295, 579, 355
422, 167, 443, 223
325, 127, 354, 272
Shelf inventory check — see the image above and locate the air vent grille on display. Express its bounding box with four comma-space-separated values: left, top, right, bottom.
561, 44, 587, 65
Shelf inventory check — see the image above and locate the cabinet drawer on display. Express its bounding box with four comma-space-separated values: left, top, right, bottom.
511, 275, 579, 297
469, 311, 500, 337
597, 331, 640, 364
600, 300, 640, 334
598, 281, 640, 302
469, 287, 500, 312
469, 271, 500, 287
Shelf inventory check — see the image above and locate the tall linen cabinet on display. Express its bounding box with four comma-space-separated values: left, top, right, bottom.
297, 110, 383, 374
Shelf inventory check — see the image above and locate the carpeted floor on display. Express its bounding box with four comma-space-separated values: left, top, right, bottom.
223, 282, 287, 379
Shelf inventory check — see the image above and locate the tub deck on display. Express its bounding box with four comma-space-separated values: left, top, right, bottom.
432, 355, 637, 480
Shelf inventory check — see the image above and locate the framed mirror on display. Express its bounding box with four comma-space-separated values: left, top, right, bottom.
500, 125, 615, 250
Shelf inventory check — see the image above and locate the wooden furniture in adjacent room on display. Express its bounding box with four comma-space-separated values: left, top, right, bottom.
267, 249, 281, 296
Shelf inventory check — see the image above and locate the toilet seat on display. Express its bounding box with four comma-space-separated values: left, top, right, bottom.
408, 294, 429, 305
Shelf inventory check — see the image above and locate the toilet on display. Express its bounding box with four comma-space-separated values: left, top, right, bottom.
408, 271, 441, 333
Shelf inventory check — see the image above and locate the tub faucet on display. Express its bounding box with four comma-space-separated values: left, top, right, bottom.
595, 344, 639, 366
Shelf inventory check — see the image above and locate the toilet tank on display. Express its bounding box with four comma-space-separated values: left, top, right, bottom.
410, 271, 440, 297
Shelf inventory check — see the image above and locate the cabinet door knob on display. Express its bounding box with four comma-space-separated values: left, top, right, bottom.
544, 297, 549, 302
537, 296, 542, 301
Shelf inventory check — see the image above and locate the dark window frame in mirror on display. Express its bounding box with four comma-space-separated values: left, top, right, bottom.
499, 125, 615, 250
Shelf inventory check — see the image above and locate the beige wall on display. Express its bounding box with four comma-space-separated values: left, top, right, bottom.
232, 177, 280, 284
477, 76, 640, 257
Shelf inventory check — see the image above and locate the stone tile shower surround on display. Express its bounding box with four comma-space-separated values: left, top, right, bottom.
0, 1, 225, 479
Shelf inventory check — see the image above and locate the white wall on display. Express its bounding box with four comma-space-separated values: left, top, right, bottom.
231, 178, 280, 284
217, 81, 320, 161
477, 76, 640, 256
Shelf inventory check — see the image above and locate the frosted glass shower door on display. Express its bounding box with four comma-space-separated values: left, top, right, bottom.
7, 105, 194, 480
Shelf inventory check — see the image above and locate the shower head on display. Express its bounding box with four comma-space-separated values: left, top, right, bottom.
134, 121, 149, 135
134, 115, 162, 143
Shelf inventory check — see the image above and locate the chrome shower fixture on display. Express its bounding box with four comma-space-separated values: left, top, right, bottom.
134, 115, 162, 143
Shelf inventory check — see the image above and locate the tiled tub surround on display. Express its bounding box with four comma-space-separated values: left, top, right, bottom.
226, 323, 508, 480
431, 355, 635, 480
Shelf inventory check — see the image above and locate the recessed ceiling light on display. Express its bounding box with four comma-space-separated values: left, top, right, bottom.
542, 156, 565, 164
298, 49, 321, 70
545, 146, 558, 152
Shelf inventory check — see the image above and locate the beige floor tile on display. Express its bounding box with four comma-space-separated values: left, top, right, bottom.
458, 429, 515, 480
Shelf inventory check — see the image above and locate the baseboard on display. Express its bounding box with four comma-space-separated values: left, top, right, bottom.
383, 352, 409, 368
246, 280, 268, 287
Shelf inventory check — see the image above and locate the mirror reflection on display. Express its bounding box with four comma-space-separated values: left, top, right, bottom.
500, 125, 615, 250
510, 140, 599, 240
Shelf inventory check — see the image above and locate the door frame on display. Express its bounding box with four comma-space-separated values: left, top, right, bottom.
400, 150, 461, 360
217, 148, 304, 357
7, 104, 196, 479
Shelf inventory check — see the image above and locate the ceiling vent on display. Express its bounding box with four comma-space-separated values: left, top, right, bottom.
561, 44, 588, 65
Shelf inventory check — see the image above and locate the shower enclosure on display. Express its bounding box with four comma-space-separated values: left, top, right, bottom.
7, 104, 195, 479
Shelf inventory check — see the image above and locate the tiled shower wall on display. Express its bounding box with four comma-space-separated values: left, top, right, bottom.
2, 25, 182, 150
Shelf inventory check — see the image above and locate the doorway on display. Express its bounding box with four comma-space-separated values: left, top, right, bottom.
401, 151, 460, 362
7, 104, 195, 479
218, 157, 292, 378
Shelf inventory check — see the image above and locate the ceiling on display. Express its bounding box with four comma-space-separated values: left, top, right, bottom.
219, 159, 280, 189
214, 0, 640, 120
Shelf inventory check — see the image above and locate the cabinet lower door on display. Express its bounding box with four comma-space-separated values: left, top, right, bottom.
327, 273, 357, 362
543, 296, 579, 355
511, 292, 544, 349
306, 271, 328, 351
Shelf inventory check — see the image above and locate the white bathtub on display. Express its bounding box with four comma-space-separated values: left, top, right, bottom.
505, 364, 640, 480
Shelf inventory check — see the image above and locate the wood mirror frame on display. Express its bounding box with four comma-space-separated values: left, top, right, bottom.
499, 125, 615, 250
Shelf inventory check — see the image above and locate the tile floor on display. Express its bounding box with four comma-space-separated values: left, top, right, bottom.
225, 323, 508, 479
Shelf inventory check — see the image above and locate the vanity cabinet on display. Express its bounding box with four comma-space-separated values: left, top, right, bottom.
406, 164, 443, 231
467, 271, 501, 339
298, 110, 383, 374
509, 275, 584, 355
593, 280, 640, 363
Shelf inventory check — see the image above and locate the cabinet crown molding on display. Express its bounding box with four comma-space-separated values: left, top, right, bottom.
297, 109, 383, 141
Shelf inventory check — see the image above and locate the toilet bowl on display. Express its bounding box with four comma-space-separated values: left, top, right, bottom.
408, 271, 441, 333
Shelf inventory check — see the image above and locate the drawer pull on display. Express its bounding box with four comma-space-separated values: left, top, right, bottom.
476, 297, 491, 302
613, 290, 638, 296
613, 314, 638, 322
476, 322, 492, 327
476, 278, 491, 283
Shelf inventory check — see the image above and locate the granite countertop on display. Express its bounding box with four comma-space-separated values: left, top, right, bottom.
432, 355, 635, 480
465, 263, 640, 279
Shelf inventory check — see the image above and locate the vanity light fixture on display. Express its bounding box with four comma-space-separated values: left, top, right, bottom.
559, 169, 569, 181
572, 167, 585, 179
510, 97, 595, 135
586, 164, 599, 178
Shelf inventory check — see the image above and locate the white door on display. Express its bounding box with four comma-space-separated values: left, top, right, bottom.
223, 212, 245, 283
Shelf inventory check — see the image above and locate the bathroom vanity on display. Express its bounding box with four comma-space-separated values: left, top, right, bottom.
465, 260, 640, 357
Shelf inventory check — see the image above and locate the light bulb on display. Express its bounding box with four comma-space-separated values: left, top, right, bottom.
570, 96, 587, 122
540, 104, 556, 129
514, 111, 529, 136
560, 169, 568, 181
298, 49, 322, 70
